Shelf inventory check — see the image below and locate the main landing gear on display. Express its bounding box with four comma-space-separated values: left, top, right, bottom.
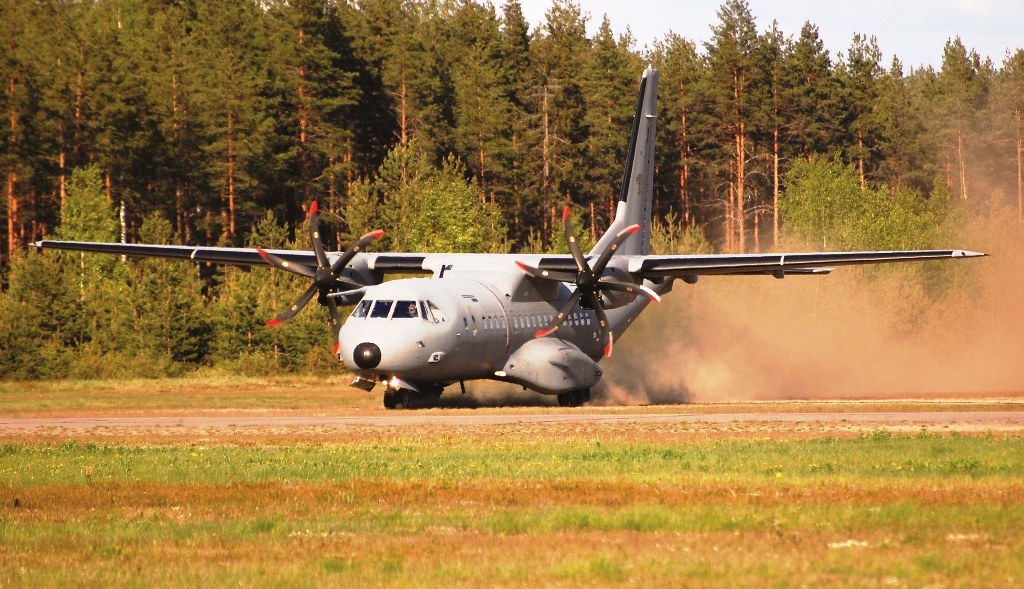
557, 389, 590, 407
383, 388, 442, 410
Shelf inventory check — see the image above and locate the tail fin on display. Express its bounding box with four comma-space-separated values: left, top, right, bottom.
590, 67, 659, 257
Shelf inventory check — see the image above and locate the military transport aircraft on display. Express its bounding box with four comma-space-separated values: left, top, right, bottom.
33, 68, 986, 409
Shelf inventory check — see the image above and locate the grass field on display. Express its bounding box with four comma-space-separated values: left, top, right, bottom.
2, 422, 1024, 587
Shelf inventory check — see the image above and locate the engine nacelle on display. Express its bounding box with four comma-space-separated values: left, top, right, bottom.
498, 338, 603, 395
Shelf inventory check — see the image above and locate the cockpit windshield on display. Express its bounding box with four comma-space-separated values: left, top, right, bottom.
426, 300, 446, 323
351, 299, 371, 318
392, 300, 419, 318
370, 300, 393, 318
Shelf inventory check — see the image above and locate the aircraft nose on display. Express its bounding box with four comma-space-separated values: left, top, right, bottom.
353, 342, 382, 369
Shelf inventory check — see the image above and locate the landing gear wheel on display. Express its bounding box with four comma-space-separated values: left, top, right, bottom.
394, 390, 412, 409
557, 388, 590, 407
383, 392, 398, 409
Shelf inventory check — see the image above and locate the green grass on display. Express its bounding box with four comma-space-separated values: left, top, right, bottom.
2, 433, 1023, 587
2, 432, 1022, 486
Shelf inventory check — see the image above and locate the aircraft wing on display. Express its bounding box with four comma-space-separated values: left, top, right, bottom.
31, 240, 316, 267
628, 249, 986, 279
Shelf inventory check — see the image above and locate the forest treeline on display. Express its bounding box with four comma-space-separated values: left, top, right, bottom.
1, 0, 1023, 379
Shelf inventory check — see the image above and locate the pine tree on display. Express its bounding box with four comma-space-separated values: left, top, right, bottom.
584, 17, 640, 235
840, 34, 884, 189
705, 0, 761, 252
1003, 49, 1024, 222
449, 2, 513, 206
652, 32, 704, 227
934, 38, 989, 200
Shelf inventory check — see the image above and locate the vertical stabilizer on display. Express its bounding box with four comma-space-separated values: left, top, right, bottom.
590, 67, 659, 257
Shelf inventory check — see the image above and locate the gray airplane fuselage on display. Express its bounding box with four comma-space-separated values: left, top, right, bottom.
338, 253, 661, 395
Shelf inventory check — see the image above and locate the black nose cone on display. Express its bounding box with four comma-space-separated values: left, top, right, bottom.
353, 342, 382, 369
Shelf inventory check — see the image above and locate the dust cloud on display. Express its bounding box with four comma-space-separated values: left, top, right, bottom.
595, 213, 1024, 404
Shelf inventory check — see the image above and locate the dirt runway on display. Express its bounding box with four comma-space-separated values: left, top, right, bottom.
2, 411, 1022, 431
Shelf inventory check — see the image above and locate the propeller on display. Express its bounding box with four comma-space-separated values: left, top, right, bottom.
257, 200, 383, 357
515, 205, 660, 358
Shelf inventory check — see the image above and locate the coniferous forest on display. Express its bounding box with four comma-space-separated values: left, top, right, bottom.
2, 0, 1023, 380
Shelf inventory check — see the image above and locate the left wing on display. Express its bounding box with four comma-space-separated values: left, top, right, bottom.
31, 240, 313, 267
628, 249, 987, 280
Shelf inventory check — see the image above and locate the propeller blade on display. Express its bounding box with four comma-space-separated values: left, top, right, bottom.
562, 205, 590, 273
325, 287, 366, 306
535, 290, 583, 338
257, 248, 316, 278
589, 293, 613, 358
515, 260, 577, 283
596, 280, 662, 303
307, 201, 330, 269
590, 223, 641, 275
326, 296, 342, 359
266, 283, 318, 326
330, 230, 384, 276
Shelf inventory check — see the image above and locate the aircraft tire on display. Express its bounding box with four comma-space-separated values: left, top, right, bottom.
382, 392, 399, 409
557, 389, 590, 407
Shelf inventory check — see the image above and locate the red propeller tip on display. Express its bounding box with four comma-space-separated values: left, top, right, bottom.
366, 230, 384, 239
266, 319, 283, 327
623, 224, 641, 234
515, 260, 529, 273
333, 342, 340, 356
562, 205, 571, 222
604, 339, 613, 358
535, 328, 556, 338
256, 248, 269, 262
308, 201, 319, 219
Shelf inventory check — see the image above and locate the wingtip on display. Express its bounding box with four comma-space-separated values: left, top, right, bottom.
266, 318, 283, 327
308, 201, 318, 219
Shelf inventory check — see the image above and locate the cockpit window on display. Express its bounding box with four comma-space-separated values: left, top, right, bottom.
419, 301, 431, 322
370, 300, 393, 318
392, 300, 418, 319
351, 299, 372, 318
426, 300, 446, 323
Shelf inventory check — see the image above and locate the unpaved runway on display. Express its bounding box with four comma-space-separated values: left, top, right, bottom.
2, 411, 1022, 431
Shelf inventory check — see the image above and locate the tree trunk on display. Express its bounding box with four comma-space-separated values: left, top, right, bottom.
6, 172, 16, 258
400, 76, 408, 145
773, 127, 779, 249
736, 123, 746, 253
298, 25, 308, 202
956, 125, 967, 199
227, 111, 235, 242
1016, 106, 1022, 224
857, 131, 865, 190
541, 84, 550, 246
59, 152, 66, 209
679, 94, 690, 224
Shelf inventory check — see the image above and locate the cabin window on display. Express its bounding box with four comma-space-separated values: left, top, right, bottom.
370, 300, 393, 318
426, 300, 446, 323
393, 300, 418, 319
351, 300, 372, 318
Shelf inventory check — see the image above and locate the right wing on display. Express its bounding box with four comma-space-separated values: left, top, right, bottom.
628, 249, 987, 279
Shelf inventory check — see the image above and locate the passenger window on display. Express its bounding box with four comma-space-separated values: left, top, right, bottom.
370, 300, 393, 318
393, 300, 418, 319
351, 300, 372, 318
426, 301, 446, 323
